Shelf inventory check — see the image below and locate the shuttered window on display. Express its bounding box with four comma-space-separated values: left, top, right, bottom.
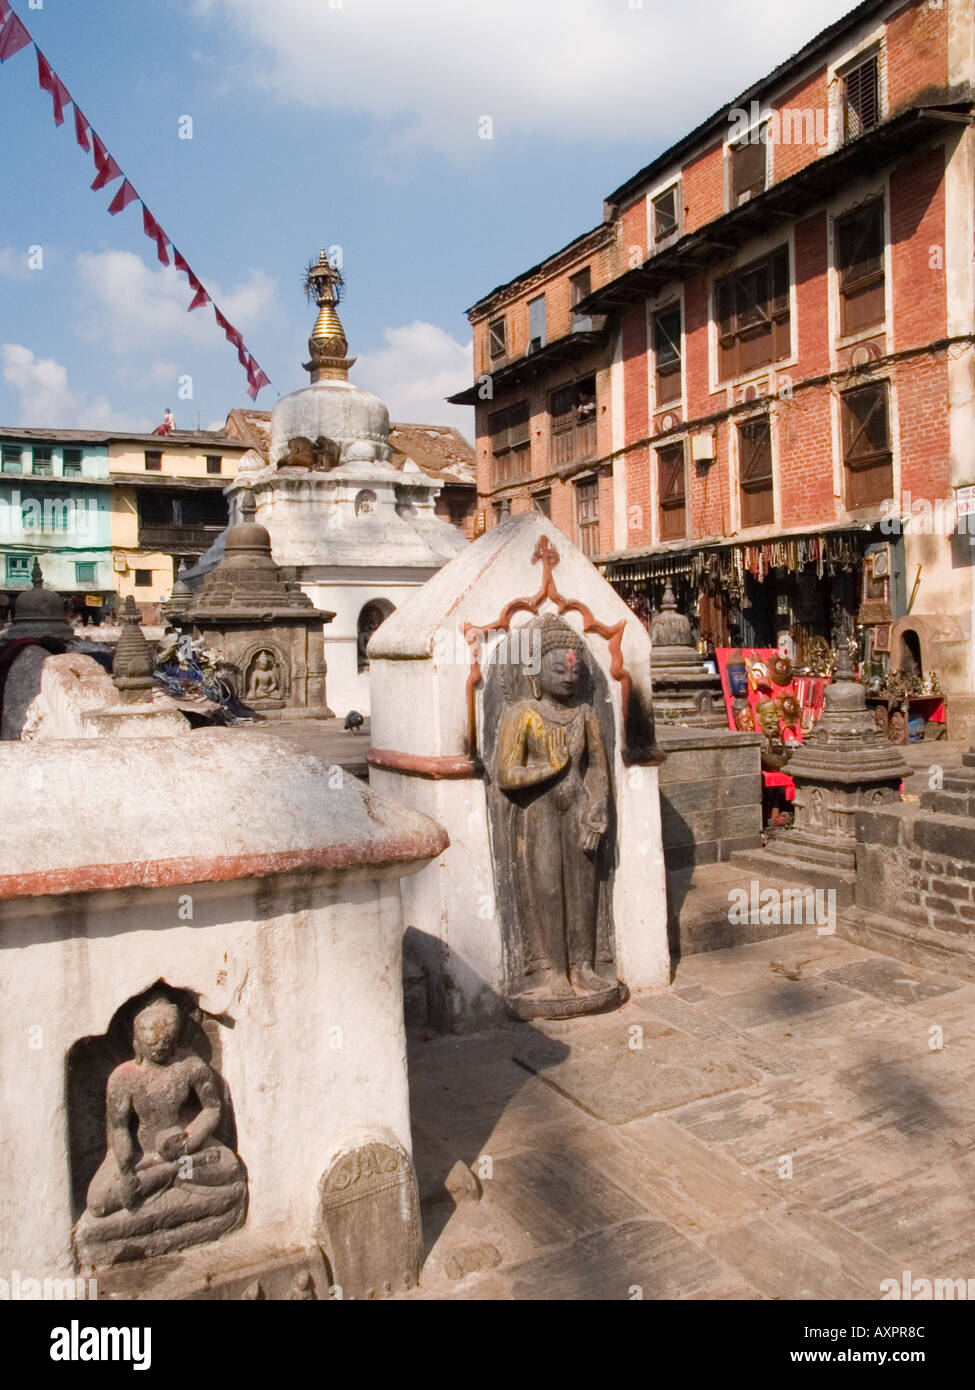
489, 400, 531, 484
652, 185, 680, 244
738, 417, 775, 528
550, 375, 596, 468
843, 53, 880, 141
657, 443, 686, 541
575, 478, 599, 557
715, 247, 790, 380
730, 134, 767, 206
488, 319, 506, 359
837, 200, 885, 335
532, 490, 551, 518
843, 381, 892, 507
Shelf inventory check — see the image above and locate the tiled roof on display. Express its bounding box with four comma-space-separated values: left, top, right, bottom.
388, 423, 475, 485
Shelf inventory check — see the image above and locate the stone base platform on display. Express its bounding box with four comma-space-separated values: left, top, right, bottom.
729, 830, 856, 908
657, 728, 763, 873
92, 1229, 332, 1301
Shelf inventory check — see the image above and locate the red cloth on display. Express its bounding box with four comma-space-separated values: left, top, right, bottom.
172, 248, 192, 276
246, 358, 270, 400
90, 134, 122, 190
187, 284, 210, 311
142, 207, 170, 265
0, 12, 30, 62
73, 104, 90, 151
215, 308, 244, 350
107, 179, 138, 215
0, 1, 11, 24
36, 50, 70, 125
762, 770, 795, 801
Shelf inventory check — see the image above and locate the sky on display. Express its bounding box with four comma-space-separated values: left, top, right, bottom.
0, 0, 857, 439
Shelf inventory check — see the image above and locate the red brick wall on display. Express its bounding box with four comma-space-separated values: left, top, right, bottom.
890, 145, 947, 350
683, 142, 725, 235
769, 67, 829, 182
886, 0, 949, 114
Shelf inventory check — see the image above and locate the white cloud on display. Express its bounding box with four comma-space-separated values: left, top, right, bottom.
75, 250, 279, 355
353, 321, 472, 429
197, 0, 855, 157
1, 343, 153, 431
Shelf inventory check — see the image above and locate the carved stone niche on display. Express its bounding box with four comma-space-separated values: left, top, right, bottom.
69, 983, 247, 1270
241, 641, 288, 709
317, 1131, 420, 1300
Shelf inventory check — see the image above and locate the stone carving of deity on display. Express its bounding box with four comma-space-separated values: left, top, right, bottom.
73, 995, 246, 1266
488, 614, 625, 1019
246, 649, 282, 701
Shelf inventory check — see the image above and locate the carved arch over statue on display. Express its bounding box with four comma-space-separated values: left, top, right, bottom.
240, 640, 289, 708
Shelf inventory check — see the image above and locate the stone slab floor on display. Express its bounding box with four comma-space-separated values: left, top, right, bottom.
402, 930, 975, 1300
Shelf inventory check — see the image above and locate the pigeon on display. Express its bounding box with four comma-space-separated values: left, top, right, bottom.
344, 710, 364, 733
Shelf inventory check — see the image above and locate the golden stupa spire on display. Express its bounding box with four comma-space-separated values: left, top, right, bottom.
303, 248, 356, 382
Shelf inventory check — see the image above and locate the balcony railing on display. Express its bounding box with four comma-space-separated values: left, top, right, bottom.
551, 418, 596, 470
138, 524, 224, 551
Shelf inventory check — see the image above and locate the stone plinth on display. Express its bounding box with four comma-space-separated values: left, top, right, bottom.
732, 651, 908, 904
0, 730, 446, 1293
367, 512, 670, 1032
650, 586, 726, 728
657, 727, 763, 872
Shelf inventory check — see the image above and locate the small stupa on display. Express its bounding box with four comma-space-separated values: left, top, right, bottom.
185, 492, 332, 716
649, 585, 725, 727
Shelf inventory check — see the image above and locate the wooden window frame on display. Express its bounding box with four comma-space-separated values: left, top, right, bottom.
488, 400, 531, 485
63, 447, 83, 477
653, 303, 683, 405
574, 476, 600, 559
836, 198, 885, 337
729, 130, 768, 207
715, 246, 791, 381
657, 442, 687, 541
842, 50, 881, 142
652, 183, 681, 246
74, 561, 96, 584
550, 375, 596, 469
144, 450, 163, 472
737, 415, 775, 528
532, 490, 551, 518
488, 318, 506, 360
1, 446, 23, 475
134, 568, 153, 588
570, 268, 592, 331
31, 447, 53, 477
842, 380, 892, 508
206, 455, 223, 475
528, 295, 546, 351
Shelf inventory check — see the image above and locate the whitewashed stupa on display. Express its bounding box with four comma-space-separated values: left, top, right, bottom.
225, 251, 467, 715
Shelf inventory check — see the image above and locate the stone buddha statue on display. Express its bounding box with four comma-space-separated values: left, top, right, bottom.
490, 615, 625, 1019
74, 996, 246, 1267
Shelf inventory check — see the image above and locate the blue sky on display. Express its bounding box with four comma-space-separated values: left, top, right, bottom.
0, 0, 855, 437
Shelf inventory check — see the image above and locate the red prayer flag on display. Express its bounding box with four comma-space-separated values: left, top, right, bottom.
187, 286, 210, 311
215, 310, 245, 351
74, 105, 91, 152
107, 179, 138, 215
91, 153, 122, 190
142, 207, 170, 266
172, 248, 191, 276
36, 52, 71, 125
246, 360, 270, 401
0, 1, 11, 23
0, 13, 31, 62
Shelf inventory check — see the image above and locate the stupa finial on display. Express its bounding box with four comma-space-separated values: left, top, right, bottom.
302, 248, 356, 383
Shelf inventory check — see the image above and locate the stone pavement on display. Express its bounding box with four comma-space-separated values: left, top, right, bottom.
403, 928, 975, 1300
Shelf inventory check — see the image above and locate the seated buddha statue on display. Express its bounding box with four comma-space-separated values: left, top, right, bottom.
74, 996, 246, 1266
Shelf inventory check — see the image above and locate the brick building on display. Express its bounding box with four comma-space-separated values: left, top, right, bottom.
450, 0, 975, 738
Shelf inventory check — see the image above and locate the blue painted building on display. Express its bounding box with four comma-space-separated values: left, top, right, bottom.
0, 429, 113, 624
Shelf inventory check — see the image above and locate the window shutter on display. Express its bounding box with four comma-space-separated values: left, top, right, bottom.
843, 382, 892, 506
844, 55, 880, 139
731, 137, 766, 204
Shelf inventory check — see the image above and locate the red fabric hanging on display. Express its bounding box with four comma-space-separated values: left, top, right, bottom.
215, 308, 244, 350
36, 50, 70, 126
187, 285, 210, 311
172, 248, 191, 276
107, 179, 138, 215
0, 1, 11, 23
90, 133, 122, 190
246, 358, 270, 400
73, 104, 90, 151
142, 207, 170, 266
0, 12, 30, 62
